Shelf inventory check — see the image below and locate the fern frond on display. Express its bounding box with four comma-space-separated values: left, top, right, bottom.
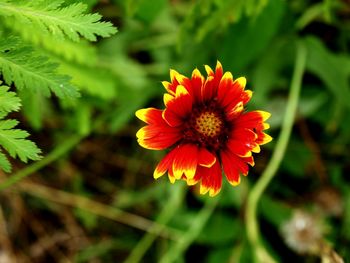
26, 31, 98, 66
0, 37, 80, 98
0, 0, 117, 42
0, 85, 21, 113
0, 150, 11, 173
0, 85, 42, 172
0, 119, 41, 163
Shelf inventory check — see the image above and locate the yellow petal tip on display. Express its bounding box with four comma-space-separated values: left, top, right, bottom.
209, 188, 220, 197
258, 111, 271, 121
200, 184, 209, 195
235, 77, 246, 88
229, 176, 241, 186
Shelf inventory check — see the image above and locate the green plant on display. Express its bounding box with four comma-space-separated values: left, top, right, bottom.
0, 0, 117, 172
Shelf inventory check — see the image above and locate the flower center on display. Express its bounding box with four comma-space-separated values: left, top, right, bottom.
195, 112, 222, 138
182, 102, 229, 152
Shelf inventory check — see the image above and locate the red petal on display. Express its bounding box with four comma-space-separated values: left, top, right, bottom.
186, 169, 202, 186
226, 102, 244, 121
199, 160, 222, 197
172, 144, 199, 180
201, 76, 216, 102
218, 76, 245, 109
205, 64, 214, 76
164, 70, 180, 95
191, 68, 204, 103
198, 148, 216, 167
163, 85, 193, 124
221, 149, 251, 186
227, 128, 257, 156
136, 124, 180, 139
137, 132, 181, 150
135, 108, 163, 124
231, 127, 257, 141
153, 148, 178, 179
163, 93, 174, 107
205, 61, 223, 85
168, 165, 176, 183
167, 69, 194, 95
162, 81, 175, 95
256, 131, 273, 145
212, 61, 224, 87
136, 112, 182, 150
235, 111, 271, 130
215, 61, 223, 78
241, 90, 252, 105
174, 73, 193, 95
162, 109, 183, 127
227, 140, 252, 157
243, 156, 255, 167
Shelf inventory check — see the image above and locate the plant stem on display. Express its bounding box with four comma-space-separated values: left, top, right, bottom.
124, 183, 186, 263
245, 41, 307, 262
159, 196, 219, 263
0, 134, 83, 191
18, 181, 182, 240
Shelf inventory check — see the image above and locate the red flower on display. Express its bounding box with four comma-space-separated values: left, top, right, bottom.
136, 61, 272, 196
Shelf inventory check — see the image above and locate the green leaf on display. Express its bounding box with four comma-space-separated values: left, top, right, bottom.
17, 28, 98, 66
19, 89, 48, 130
196, 213, 242, 245
0, 119, 42, 163
0, 0, 117, 42
58, 62, 116, 100
134, 0, 167, 23
260, 196, 292, 227
0, 84, 41, 172
207, 248, 232, 263
0, 150, 11, 172
305, 36, 350, 110
0, 37, 80, 98
0, 85, 21, 113
220, 0, 285, 73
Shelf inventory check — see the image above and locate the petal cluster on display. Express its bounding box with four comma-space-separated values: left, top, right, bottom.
136, 61, 272, 196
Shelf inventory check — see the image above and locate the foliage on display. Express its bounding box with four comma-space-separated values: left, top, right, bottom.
0, 0, 349, 262
0, 37, 79, 98
0, 84, 41, 172
0, 0, 117, 171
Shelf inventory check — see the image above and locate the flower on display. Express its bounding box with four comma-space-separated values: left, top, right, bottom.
281, 210, 323, 254
136, 61, 272, 196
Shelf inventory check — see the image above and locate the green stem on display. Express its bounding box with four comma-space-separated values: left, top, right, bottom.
124, 183, 186, 263
18, 181, 182, 240
159, 196, 219, 263
245, 41, 307, 262
0, 134, 83, 191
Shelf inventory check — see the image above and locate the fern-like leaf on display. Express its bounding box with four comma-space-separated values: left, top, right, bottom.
0, 0, 117, 42
0, 37, 80, 98
0, 119, 41, 163
0, 85, 21, 113
0, 85, 42, 172
0, 150, 11, 173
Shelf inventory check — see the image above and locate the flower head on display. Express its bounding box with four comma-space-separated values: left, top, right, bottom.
281, 210, 324, 254
136, 61, 272, 196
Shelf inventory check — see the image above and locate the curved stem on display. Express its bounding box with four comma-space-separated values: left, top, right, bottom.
159, 196, 219, 263
245, 41, 307, 262
124, 183, 186, 263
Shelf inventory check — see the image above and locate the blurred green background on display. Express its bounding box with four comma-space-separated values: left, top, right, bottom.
0, 0, 350, 262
